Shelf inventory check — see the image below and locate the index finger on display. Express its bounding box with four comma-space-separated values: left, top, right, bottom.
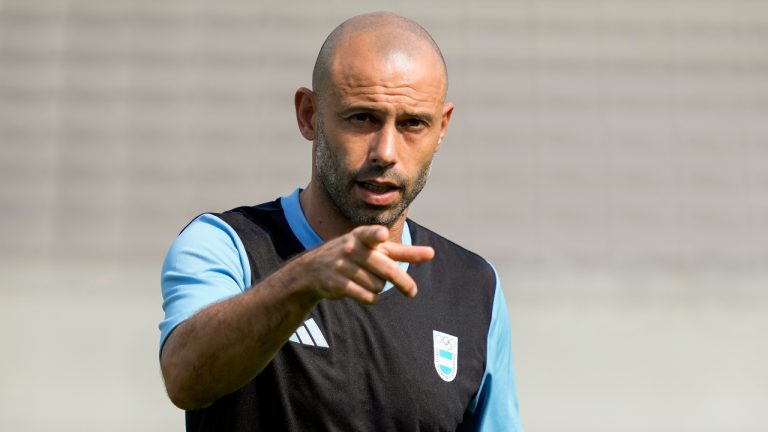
379, 243, 435, 264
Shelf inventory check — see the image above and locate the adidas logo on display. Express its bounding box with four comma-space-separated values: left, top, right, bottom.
288, 318, 329, 348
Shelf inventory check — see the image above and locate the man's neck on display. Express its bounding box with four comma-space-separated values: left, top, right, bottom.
299, 182, 405, 243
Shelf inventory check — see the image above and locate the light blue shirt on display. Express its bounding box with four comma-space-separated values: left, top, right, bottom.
160, 188, 522, 430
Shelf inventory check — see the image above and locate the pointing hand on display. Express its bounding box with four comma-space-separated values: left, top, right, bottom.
296, 225, 434, 304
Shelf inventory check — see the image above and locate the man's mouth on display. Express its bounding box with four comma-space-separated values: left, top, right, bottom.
355, 180, 401, 206
358, 181, 398, 193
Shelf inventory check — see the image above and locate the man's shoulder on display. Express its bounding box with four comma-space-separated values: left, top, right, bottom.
211, 197, 292, 237
217, 198, 284, 221
212, 197, 305, 276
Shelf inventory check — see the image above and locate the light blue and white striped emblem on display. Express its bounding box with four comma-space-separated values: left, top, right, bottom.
433, 330, 458, 382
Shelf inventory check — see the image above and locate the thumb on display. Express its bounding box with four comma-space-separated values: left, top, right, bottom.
353, 225, 389, 248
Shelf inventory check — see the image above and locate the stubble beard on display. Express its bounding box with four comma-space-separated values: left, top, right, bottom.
314, 119, 432, 227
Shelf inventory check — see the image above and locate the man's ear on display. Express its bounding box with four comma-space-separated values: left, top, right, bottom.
436, 102, 454, 150
295, 87, 317, 141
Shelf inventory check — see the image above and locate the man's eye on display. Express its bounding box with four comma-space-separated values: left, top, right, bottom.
350, 113, 373, 123
403, 118, 425, 129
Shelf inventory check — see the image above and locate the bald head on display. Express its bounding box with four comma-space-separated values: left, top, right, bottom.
312, 12, 448, 101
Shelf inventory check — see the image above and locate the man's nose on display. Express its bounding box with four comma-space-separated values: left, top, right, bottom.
369, 123, 398, 166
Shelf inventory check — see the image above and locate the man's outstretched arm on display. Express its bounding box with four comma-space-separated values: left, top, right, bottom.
160, 224, 433, 410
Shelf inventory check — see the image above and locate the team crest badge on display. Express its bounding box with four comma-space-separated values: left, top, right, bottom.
433, 330, 458, 382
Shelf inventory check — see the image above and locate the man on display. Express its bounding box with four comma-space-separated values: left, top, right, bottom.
160, 12, 522, 431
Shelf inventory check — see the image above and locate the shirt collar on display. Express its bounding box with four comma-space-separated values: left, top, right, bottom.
280, 188, 412, 250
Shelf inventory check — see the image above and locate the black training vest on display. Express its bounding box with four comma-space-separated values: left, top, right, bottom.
186, 198, 497, 431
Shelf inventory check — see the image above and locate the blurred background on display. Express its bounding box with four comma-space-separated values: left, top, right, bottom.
1, 0, 766, 430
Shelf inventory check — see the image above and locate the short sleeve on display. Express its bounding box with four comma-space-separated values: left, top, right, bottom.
462, 263, 523, 431
159, 214, 251, 354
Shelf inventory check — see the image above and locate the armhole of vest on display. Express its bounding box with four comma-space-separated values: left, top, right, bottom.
208, 212, 254, 289
462, 261, 498, 420
214, 205, 305, 288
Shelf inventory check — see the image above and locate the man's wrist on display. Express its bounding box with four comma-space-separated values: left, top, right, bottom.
269, 252, 324, 308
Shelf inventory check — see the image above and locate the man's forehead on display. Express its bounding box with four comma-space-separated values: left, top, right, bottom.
327, 41, 446, 97
331, 49, 426, 82
327, 75, 446, 111
381, 50, 414, 75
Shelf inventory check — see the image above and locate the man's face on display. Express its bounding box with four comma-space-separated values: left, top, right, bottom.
312, 46, 452, 227
314, 117, 431, 226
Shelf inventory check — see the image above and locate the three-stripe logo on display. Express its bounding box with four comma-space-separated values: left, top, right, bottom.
289, 318, 329, 348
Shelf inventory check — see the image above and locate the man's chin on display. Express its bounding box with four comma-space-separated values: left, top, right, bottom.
347, 205, 405, 227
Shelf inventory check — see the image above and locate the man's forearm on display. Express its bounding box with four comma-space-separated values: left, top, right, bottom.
160, 257, 320, 410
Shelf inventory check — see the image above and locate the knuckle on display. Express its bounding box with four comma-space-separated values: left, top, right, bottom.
333, 258, 346, 272
320, 274, 345, 296
341, 238, 356, 255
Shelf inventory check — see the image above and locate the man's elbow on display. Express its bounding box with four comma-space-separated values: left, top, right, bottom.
160, 345, 214, 410
165, 385, 213, 411
161, 362, 214, 410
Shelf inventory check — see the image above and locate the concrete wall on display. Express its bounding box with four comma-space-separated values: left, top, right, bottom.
1, 1, 766, 430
